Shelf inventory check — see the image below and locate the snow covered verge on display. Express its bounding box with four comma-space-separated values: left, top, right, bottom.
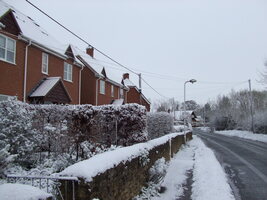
0, 183, 52, 200
135, 136, 235, 200
215, 130, 267, 143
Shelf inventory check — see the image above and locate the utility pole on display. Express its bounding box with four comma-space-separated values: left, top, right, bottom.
139, 73, 142, 105
203, 105, 206, 127
248, 79, 255, 133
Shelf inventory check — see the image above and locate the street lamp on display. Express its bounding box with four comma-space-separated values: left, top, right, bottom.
183, 79, 197, 142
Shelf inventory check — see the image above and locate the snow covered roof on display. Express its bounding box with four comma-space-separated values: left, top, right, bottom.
0, 1, 70, 59
70, 45, 126, 87
0, 183, 52, 200
29, 77, 60, 97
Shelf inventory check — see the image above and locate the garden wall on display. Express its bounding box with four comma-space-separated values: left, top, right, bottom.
59, 132, 193, 200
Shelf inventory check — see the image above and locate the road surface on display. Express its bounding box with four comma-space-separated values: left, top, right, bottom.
194, 129, 267, 200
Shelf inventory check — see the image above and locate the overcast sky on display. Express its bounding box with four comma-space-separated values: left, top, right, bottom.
4, 0, 267, 105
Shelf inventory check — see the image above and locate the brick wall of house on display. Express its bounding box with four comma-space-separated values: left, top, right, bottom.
97, 79, 126, 105
126, 87, 150, 111
26, 45, 80, 104
0, 33, 25, 100
0, 32, 81, 104
81, 67, 96, 105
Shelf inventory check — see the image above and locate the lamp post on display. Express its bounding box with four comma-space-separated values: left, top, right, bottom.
183, 79, 197, 142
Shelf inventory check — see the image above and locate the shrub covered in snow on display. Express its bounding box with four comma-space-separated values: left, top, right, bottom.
0, 100, 147, 175
147, 112, 174, 139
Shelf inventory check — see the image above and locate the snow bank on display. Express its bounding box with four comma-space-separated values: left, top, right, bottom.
59, 132, 183, 182
191, 137, 235, 200
0, 183, 52, 200
215, 130, 267, 143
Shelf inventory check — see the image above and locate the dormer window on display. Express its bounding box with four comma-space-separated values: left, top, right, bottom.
0, 34, 16, 64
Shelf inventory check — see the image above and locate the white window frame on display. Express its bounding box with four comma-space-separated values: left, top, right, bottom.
0, 34, 16, 64
111, 85, 114, 97
100, 80, 105, 95
64, 62, 73, 82
42, 52, 49, 74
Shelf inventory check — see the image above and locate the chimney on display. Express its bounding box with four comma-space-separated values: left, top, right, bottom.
86, 45, 94, 57
123, 73, 129, 80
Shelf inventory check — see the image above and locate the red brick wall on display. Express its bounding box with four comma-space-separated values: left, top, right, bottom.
0, 33, 25, 100
81, 67, 96, 105
26, 45, 80, 104
97, 79, 126, 105
126, 87, 150, 111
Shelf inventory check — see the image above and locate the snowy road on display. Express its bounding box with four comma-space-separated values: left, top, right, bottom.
194, 129, 267, 200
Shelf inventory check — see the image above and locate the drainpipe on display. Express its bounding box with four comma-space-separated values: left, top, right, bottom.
95, 77, 101, 105
78, 65, 84, 105
125, 87, 129, 103
23, 40, 32, 102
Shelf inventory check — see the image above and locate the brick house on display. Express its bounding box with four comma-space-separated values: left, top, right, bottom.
0, 2, 82, 104
66, 45, 128, 105
0, 1, 151, 109
122, 73, 151, 111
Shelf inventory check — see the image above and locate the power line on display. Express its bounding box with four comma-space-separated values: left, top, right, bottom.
141, 78, 169, 99
25, 0, 138, 75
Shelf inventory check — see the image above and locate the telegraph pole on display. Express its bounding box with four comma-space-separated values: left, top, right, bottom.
139, 73, 142, 105
248, 79, 255, 133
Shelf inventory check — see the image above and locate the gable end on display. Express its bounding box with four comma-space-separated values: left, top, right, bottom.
0, 10, 21, 36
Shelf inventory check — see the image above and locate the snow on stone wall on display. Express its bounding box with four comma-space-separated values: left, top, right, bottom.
58, 132, 192, 200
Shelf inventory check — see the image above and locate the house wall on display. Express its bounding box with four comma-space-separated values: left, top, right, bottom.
0, 33, 25, 100
26, 45, 80, 104
126, 87, 150, 111
97, 79, 126, 105
81, 67, 96, 105
0, 32, 80, 104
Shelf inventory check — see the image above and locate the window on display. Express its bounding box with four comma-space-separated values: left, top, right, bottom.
111, 85, 114, 97
100, 80, 105, 94
120, 88, 124, 98
42, 53, 48, 74
64, 62, 72, 82
0, 34, 16, 64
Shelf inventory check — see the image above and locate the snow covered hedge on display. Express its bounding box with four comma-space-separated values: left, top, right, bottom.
0, 100, 147, 176
147, 112, 174, 139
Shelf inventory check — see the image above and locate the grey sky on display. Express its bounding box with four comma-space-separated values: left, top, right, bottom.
4, 0, 267, 104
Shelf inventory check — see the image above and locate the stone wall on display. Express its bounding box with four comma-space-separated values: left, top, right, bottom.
60, 132, 192, 200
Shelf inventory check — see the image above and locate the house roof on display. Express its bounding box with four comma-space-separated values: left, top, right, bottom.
29, 77, 61, 97
69, 45, 127, 88
0, 1, 72, 59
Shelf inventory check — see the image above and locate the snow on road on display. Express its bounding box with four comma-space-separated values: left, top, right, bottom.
215, 130, 267, 143
152, 136, 235, 200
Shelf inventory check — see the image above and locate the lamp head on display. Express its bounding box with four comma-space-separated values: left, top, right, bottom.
189, 79, 197, 84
